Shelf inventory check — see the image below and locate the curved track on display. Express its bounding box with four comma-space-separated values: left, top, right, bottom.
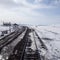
0, 27, 26, 51
8, 27, 30, 60
8, 28, 43, 60
0, 27, 48, 60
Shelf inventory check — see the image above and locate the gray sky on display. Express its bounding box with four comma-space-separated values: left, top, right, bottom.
0, 0, 60, 25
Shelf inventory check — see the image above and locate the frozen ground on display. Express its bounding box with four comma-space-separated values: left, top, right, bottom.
33, 25, 60, 60
0, 25, 14, 37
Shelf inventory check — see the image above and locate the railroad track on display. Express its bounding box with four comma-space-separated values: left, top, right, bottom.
21, 29, 41, 60
8, 27, 30, 60
8, 28, 44, 60
0, 27, 26, 51
0, 27, 48, 60
21, 29, 47, 60
33, 30, 48, 60
34, 31, 47, 50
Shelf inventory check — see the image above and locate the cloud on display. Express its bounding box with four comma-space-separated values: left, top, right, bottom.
0, 0, 60, 10
0, 0, 59, 14
0, 0, 44, 17
0, 0, 60, 16
26, 0, 60, 8
40, 0, 60, 6
0, 0, 60, 9
0, 0, 60, 25
0, 0, 26, 8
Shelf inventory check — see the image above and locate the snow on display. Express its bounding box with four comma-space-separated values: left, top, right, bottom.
29, 32, 36, 51
0, 25, 14, 38
0, 29, 27, 60
33, 25, 60, 60
0, 26, 9, 31
0, 55, 2, 59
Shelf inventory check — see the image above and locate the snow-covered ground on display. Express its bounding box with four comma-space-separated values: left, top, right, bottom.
0, 25, 14, 37
33, 25, 60, 60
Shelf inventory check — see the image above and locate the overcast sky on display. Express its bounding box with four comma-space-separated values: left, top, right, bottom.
0, 0, 60, 25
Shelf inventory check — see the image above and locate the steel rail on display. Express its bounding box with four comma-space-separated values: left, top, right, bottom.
0, 27, 26, 51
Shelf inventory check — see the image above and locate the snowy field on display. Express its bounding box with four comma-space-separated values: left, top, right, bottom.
0, 25, 14, 37
0, 26, 9, 31
33, 25, 60, 60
